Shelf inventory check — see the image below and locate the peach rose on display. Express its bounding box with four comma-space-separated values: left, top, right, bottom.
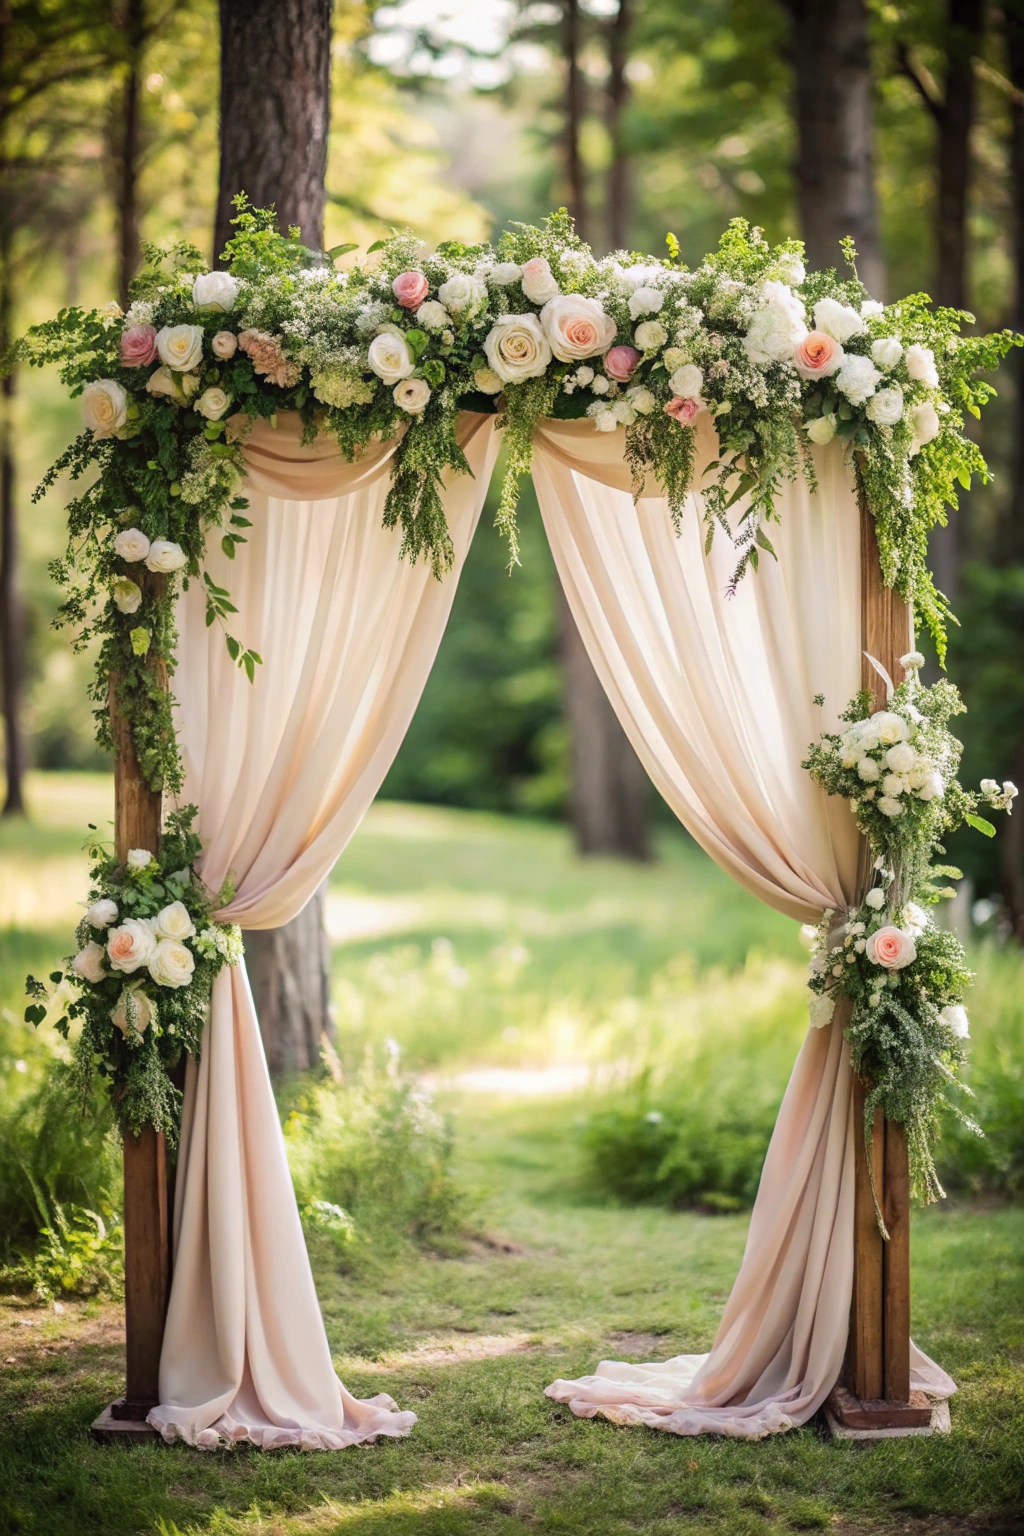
865, 925, 917, 971
664, 396, 702, 425
120, 325, 158, 367
107, 917, 157, 974
392, 270, 430, 309
604, 345, 641, 382
539, 295, 616, 362
793, 330, 844, 380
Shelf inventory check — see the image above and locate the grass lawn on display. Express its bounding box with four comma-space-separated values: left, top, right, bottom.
1, 775, 1022, 1535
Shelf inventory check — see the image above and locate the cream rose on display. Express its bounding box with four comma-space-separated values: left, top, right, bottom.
626, 385, 656, 415
192, 271, 238, 311
107, 917, 157, 974
437, 273, 487, 315
71, 942, 107, 984
367, 331, 415, 385
865, 925, 917, 970
111, 984, 156, 1038
539, 295, 616, 362
148, 938, 196, 989
145, 540, 188, 574
212, 330, 238, 360
82, 380, 129, 439
520, 256, 559, 304
805, 414, 837, 445
152, 900, 196, 941
393, 377, 431, 414
483, 313, 553, 383
871, 711, 910, 744
866, 386, 904, 426
668, 363, 703, 398
86, 897, 119, 928
473, 367, 502, 395
156, 324, 204, 371
488, 262, 523, 286
113, 527, 151, 563
194, 386, 231, 421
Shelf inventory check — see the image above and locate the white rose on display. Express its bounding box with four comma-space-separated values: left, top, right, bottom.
864, 888, 886, 910
192, 271, 238, 312
367, 331, 415, 385
156, 323, 204, 372
113, 528, 151, 563
71, 942, 107, 984
148, 938, 196, 989
628, 286, 665, 319
111, 984, 156, 1037
194, 386, 232, 422
393, 377, 431, 414
127, 847, 153, 870
153, 900, 196, 941
905, 343, 939, 387
885, 742, 917, 775
473, 367, 502, 395
626, 385, 656, 415
909, 400, 941, 456
82, 380, 129, 439
871, 711, 910, 745
805, 415, 837, 445
145, 540, 188, 574
813, 298, 865, 343
86, 897, 119, 928
939, 1004, 969, 1039
107, 916, 157, 974
483, 313, 552, 383
861, 300, 885, 318
669, 364, 703, 398
211, 330, 238, 360
835, 353, 881, 405
112, 577, 142, 614
539, 295, 617, 362
521, 256, 560, 304
808, 993, 835, 1029
437, 273, 487, 315
916, 772, 944, 802
634, 320, 668, 350
877, 796, 905, 818
865, 925, 917, 970
415, 300, 450, 332
488, 263, 523, 287
871, 337, 903, 370
857, 757, 880, 781
866, 387, 904, 426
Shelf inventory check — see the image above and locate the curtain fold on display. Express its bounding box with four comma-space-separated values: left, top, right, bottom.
533, 413, 955, 1437
148, 412, 500, 1448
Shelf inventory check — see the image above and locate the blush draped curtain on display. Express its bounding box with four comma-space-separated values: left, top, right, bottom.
532, 413, 955, 1437
148, 412, 500, 1448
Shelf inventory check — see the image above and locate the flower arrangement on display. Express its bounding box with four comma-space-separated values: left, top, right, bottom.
802, 655, 1017, 1213
12, 200, 1015, 798
24, 807, 243, 1140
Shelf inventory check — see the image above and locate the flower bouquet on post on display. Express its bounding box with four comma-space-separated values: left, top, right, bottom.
802, 653, 1017, 1218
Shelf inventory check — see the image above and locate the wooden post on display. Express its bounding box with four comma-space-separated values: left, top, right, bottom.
826, 500, 934, 1434
92, 576, 170, 1443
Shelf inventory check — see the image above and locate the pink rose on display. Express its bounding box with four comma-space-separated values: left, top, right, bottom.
120, 325, 158, 367
604, 345, 641, 382
865, 925, 917, 971
793, 330, 843, 380
664, 396, 702, 425
392, 271, 430, 310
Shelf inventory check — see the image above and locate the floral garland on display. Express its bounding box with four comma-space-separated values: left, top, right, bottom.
25, 807, 242, 1140
13, 202, 1016, 798
802, 656, 1017, 1214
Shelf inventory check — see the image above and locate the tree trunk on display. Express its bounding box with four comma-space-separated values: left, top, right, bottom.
606, 0, 631, 252
0, 217, 25, 818
113, 0, 146, 306
784, 0, 885, 299
214, 0, 332, 261
558, 0, 650, 860
217, 0, 335, 1070
242, 884, 331, 1076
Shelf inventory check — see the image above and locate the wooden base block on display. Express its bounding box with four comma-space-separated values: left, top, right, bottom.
90, 1399, 161, 1444
824, 1385, 948, 1439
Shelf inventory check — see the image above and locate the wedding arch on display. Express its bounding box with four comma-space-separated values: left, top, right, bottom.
19, 206, 1017, 1447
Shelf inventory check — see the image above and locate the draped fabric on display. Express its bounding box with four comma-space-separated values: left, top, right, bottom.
533, 413, 955, 1436
148, 412, 500, 1448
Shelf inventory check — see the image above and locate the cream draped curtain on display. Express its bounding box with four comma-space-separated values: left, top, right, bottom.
148, 412, 501, 1448
532, 413, 954, 1436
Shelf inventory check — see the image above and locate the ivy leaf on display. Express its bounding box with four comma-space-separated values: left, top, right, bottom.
965, 812, 996, 837
24, 1005, 47, 1027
